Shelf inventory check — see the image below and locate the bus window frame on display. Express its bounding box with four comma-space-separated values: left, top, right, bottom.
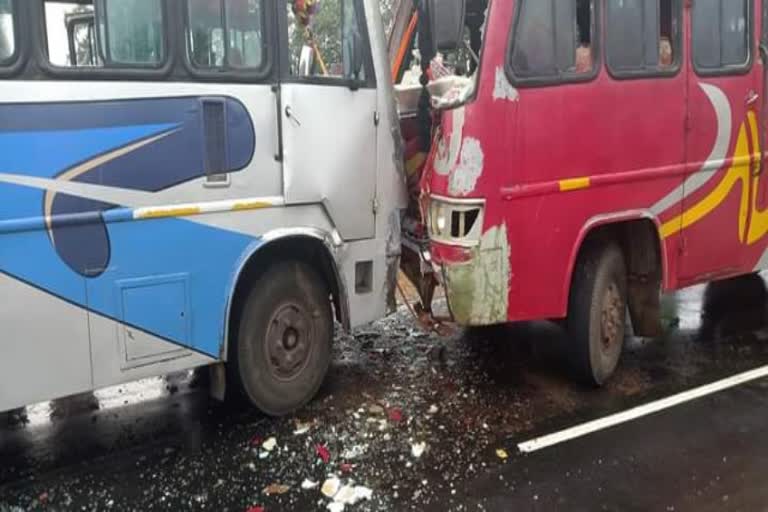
0, 0, 23, 77
763, 0, 768, 45
181, 0, 274, 83
35, 0, 175, 80
95, 0, 168, 69
277, 0, 377, 90
691, 0, 754, 78
604, 0, 684, 80
504, 0, 602, 88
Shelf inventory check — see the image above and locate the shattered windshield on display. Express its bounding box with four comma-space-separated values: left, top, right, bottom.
394, 0, 489, 110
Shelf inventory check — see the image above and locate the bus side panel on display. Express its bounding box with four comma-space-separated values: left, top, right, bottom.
0, 82, 284, 399
425, 0, 687, 323
0, 272, 91, 412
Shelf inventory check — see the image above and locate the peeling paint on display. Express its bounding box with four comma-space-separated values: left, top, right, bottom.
444, 224, 510, 325
493, 67, 519, 102
433, 107, 465, 176
448, 137, 484, 196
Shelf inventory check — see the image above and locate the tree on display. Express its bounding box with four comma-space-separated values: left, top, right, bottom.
288, 0, 398, 74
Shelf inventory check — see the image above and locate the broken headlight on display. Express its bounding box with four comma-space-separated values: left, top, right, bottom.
428, 195, 485, 247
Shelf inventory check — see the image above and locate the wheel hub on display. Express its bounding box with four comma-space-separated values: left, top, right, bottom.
266, 304, 313, 381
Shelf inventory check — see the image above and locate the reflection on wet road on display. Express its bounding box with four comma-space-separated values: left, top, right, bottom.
3, 275, 768, 511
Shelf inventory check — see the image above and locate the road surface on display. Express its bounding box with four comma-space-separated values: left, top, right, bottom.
2, 277, 768, 511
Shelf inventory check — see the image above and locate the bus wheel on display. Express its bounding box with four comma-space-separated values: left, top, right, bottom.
234, 262, 332, 416
567, 242, 627, 386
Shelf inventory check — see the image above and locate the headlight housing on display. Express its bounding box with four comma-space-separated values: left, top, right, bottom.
428, 195, 485, 247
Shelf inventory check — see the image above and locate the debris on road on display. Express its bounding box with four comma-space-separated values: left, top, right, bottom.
340, 445, 367, 460
301, 479, 319, 490
368, 404, 384, 415
387, 407, 404, 423
315, 444, 331, 464
262, 483, 290, 496
262, 437, 277, 452
496, 448, 509, 460
293, 421, 312, 435
321, 477, 341, 498
411, 441, 427, 458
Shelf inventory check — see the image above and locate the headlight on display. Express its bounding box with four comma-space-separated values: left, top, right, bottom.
428, 196, 485, 247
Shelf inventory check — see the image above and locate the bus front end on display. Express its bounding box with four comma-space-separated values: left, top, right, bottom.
424, 103, 510, 327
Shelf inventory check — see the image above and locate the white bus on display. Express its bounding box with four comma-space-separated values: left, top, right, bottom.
0, 0, 408, 416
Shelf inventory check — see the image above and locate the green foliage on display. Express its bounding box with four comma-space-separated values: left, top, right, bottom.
288, 0, 397, 73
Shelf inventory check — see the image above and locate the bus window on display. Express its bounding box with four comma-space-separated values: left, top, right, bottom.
693, 0, 749, 71
287, 0, 365, 79
510, 0, 595, 81
606, 0, 679, 75
186, 0, 265, 70
45, 0, 164, 68
45, 1, 96, 67
97, 0, 164, 66
0, 0, 13, 62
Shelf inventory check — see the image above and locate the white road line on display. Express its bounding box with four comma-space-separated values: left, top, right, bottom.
517, 364, 768, 453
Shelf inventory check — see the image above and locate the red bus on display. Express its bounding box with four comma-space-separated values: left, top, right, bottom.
394, 0, 768, 385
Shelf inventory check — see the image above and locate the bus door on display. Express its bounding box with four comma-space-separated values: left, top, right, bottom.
681, 0, 757, 282
279, 0, 377, 241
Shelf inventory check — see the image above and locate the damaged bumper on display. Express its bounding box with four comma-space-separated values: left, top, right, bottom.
431, 223, 510, 326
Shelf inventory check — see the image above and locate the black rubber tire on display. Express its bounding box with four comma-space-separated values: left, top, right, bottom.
232, 261, 332, 416
567, 241, 627, 386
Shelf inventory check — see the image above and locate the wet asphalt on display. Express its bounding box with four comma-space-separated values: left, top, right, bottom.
2, 275, 768, 511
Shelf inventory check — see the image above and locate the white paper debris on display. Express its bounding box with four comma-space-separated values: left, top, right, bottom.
321, 477, 341, 498
262, 437, 277, 452
301, 479, 319, 490
411, 442, 427, 458
293, 422, 311, 435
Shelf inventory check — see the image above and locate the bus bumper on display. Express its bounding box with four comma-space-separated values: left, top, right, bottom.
431, 224, 510, 326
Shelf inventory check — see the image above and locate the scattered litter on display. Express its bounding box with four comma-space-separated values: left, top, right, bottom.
352, 486, 373, 503
388, 408, 403, 423
246, 507, 264, 512
293, 421, 311, 435
321, 477, 341, 498
258, 451, 270, 460
411, 442, 427, 458
262, 484, 290, 496
335, 485, 357, 505
368, 404, 384, 415
428, 404, 439, 415
341, 445, 367, 460
262, 437, 277, 452
496, 448, 509, 460
327, 503, 345, 512
340, 463, 355, 474
301, 479, 319, 490
316, 444, 331, 464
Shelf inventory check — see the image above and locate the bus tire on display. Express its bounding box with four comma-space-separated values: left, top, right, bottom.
567, 241, 627, 386
234, 261, 332, 416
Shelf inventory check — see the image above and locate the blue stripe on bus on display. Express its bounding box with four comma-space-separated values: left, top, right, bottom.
0, 217, 259, 357
0, 97, 261, 357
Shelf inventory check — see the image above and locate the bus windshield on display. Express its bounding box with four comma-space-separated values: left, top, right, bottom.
391, 0, 489, 111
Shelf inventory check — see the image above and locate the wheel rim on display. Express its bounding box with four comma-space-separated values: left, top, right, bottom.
264, 302, 314, 382
600, 282, 623, 352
